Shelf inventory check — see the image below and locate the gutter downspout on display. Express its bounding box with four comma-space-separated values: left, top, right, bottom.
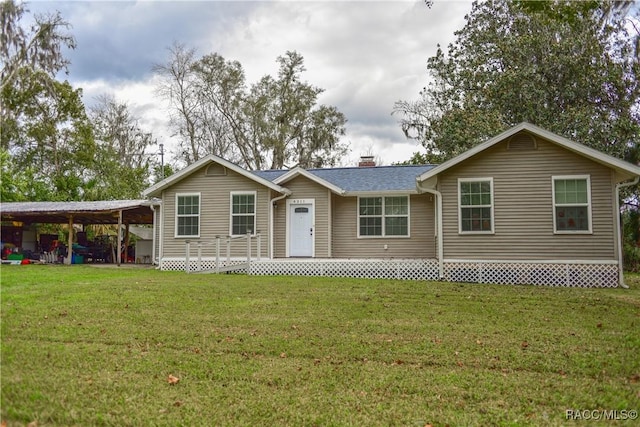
149, 200, 158, 267
416, 179, 444, 280
615, 176, 639, 289
270, 193, 289, 259
159, 191, 165, 269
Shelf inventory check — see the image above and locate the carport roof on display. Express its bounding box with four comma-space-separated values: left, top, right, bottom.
0, 200, 156, 225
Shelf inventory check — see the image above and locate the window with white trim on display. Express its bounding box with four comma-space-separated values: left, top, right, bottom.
553, 176, 591, 233
230, 192, 256, 235
358, 196, 409, 237
176, 193, 200, 237
459, 178, 494, 233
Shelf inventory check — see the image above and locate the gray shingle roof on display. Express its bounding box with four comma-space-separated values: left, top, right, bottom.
253, 164, 436, 193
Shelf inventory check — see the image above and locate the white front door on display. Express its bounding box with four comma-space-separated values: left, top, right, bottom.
288, 202, 314, 257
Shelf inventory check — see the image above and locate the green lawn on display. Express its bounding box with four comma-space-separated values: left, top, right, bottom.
1, 265, 639, 426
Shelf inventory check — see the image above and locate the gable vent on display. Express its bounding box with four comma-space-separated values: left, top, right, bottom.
205, 163, 227, 176
507, 133, 537, 151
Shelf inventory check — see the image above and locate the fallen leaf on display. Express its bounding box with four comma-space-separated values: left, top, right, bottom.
280, 352, 287, 358
167, 374, 180, 385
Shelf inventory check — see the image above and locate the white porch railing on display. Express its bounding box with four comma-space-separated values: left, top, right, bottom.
184, 232, 261, 273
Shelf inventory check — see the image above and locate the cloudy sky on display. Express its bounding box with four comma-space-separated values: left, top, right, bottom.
28, 0, 472, 168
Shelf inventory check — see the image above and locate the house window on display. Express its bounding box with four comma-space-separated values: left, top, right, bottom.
231, 192, 256, 235
358, 196, 409, 237
553, 176, 591, 233
176, 193, 200, 237
459, 178, 494, 233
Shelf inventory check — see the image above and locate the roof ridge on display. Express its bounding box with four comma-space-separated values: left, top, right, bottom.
308, 164, 437, 172
253, 163, 437, 173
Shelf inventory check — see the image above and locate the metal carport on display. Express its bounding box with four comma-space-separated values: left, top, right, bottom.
0, 200, 158, 265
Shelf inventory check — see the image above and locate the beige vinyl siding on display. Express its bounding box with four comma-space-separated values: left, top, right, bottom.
161, 164, 270, 259
440, 137, 616, 260
332, 194, 436, 258
273, 176, 330, 258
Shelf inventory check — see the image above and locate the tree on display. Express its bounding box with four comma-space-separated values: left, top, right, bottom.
1, 0, 75, 91
1, 0, 99, 201
392, 150, 445, 166
155, 48, 348, 170
249, 51, 348, 169
393, 0, 639, 163
2, 68, 95, 201
1, 0, 78, 152
153, 43, 236, 165
87, 94, 154, 199
191, 52, 257, 167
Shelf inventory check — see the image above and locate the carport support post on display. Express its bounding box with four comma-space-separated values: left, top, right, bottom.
124, 223, 130, 263
66, 215, 74, 265
117, 209, 123, 266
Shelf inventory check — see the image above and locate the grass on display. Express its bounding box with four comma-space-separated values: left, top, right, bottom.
1, 265, 639, 426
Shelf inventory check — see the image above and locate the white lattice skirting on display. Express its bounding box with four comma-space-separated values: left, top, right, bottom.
250, 259, 441, 281
443, 260, 619, 288
160, 258, 249, 273
159, 258, 619, 287
160, 257, 440, 280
